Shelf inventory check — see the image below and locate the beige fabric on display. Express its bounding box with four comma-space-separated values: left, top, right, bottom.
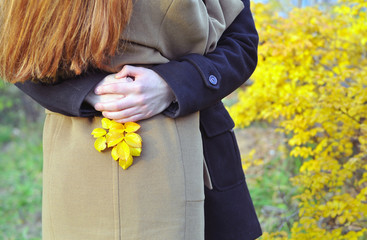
42, 1, 244, 239
203, 160, 213, 190
43, 111, 204, 240
103, 0, 244, 72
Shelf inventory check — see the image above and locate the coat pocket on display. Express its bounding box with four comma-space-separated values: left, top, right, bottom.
200, 103, 245, 191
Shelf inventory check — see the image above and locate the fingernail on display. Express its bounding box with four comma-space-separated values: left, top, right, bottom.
95, 87, 101, 94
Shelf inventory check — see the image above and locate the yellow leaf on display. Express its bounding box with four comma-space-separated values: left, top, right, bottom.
338, 215, 346, 224
106, 131, 124, 147
111, 146, 119, 161
91, 128, 107, 138
101, 118, 111, 129
124, 122, 140, 132
124, 132, 142, 148
116, 141, 131, 161
109, 121, 125, 131
94, 137, 106, 152
119, 155, 133, 170
130, 147, 142, 157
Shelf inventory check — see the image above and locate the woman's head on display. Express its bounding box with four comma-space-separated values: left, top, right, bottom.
0, 0, 133, 83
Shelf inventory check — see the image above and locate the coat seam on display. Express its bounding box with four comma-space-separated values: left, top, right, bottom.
174, 119, 187, 240
44, 113, 64, 239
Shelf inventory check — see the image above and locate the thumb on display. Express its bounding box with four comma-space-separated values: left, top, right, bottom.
115, 65, 142, 79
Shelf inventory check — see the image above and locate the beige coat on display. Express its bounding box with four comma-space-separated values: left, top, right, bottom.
104, 0, 244, 71
42, 1, 244, 239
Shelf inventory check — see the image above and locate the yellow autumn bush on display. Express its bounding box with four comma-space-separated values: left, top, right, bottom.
229, 0, 367, 239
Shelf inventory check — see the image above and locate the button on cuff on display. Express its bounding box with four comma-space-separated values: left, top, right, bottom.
209, 75, 218, 85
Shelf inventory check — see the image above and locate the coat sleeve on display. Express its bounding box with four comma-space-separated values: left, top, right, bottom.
15, 0, 257, 118
152, 0, 258, 118
15, 71, 108, 117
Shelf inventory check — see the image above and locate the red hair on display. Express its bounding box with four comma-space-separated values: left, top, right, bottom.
0, 0, 133, 83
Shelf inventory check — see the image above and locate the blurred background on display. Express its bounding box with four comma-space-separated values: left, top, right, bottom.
1, 0, 366, 239
0, 83, 43, 238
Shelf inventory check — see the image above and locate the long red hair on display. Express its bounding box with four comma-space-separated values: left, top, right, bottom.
0, 0, 133, 83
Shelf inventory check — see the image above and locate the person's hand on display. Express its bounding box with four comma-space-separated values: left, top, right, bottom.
94, 65, 175, 123
85, 74, 130, 106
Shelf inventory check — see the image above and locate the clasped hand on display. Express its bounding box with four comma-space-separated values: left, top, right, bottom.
86, 65, 175, 123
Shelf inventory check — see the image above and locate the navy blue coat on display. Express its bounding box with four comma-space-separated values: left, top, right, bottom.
16, 0, 262, 239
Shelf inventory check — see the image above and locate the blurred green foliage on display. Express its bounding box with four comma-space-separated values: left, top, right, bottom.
0, 81, 43, 240
0, 82, 21, 124
0, 82, 43, 126
0, 123, 43, 240
248, 155, 300, 234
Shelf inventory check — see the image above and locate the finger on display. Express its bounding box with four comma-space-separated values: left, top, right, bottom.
102, 74, 118, 84
95, 95, 139, 112
117, 76, 134, 82
114, 113, 146, 123
96, 94, 124, 103
95, 82, 130, 95
115, 65, 144, 79
102, 106, 141, 120
101, 74, 131, 84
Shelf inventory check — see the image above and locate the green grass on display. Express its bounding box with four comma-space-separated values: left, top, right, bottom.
247, 155, 299, 234
0, 122, 43, 240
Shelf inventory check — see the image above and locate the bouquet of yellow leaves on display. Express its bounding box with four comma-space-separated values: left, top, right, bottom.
91, 118, 142, 170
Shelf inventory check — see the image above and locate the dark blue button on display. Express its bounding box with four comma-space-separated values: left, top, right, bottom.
209, 75, 218, 85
